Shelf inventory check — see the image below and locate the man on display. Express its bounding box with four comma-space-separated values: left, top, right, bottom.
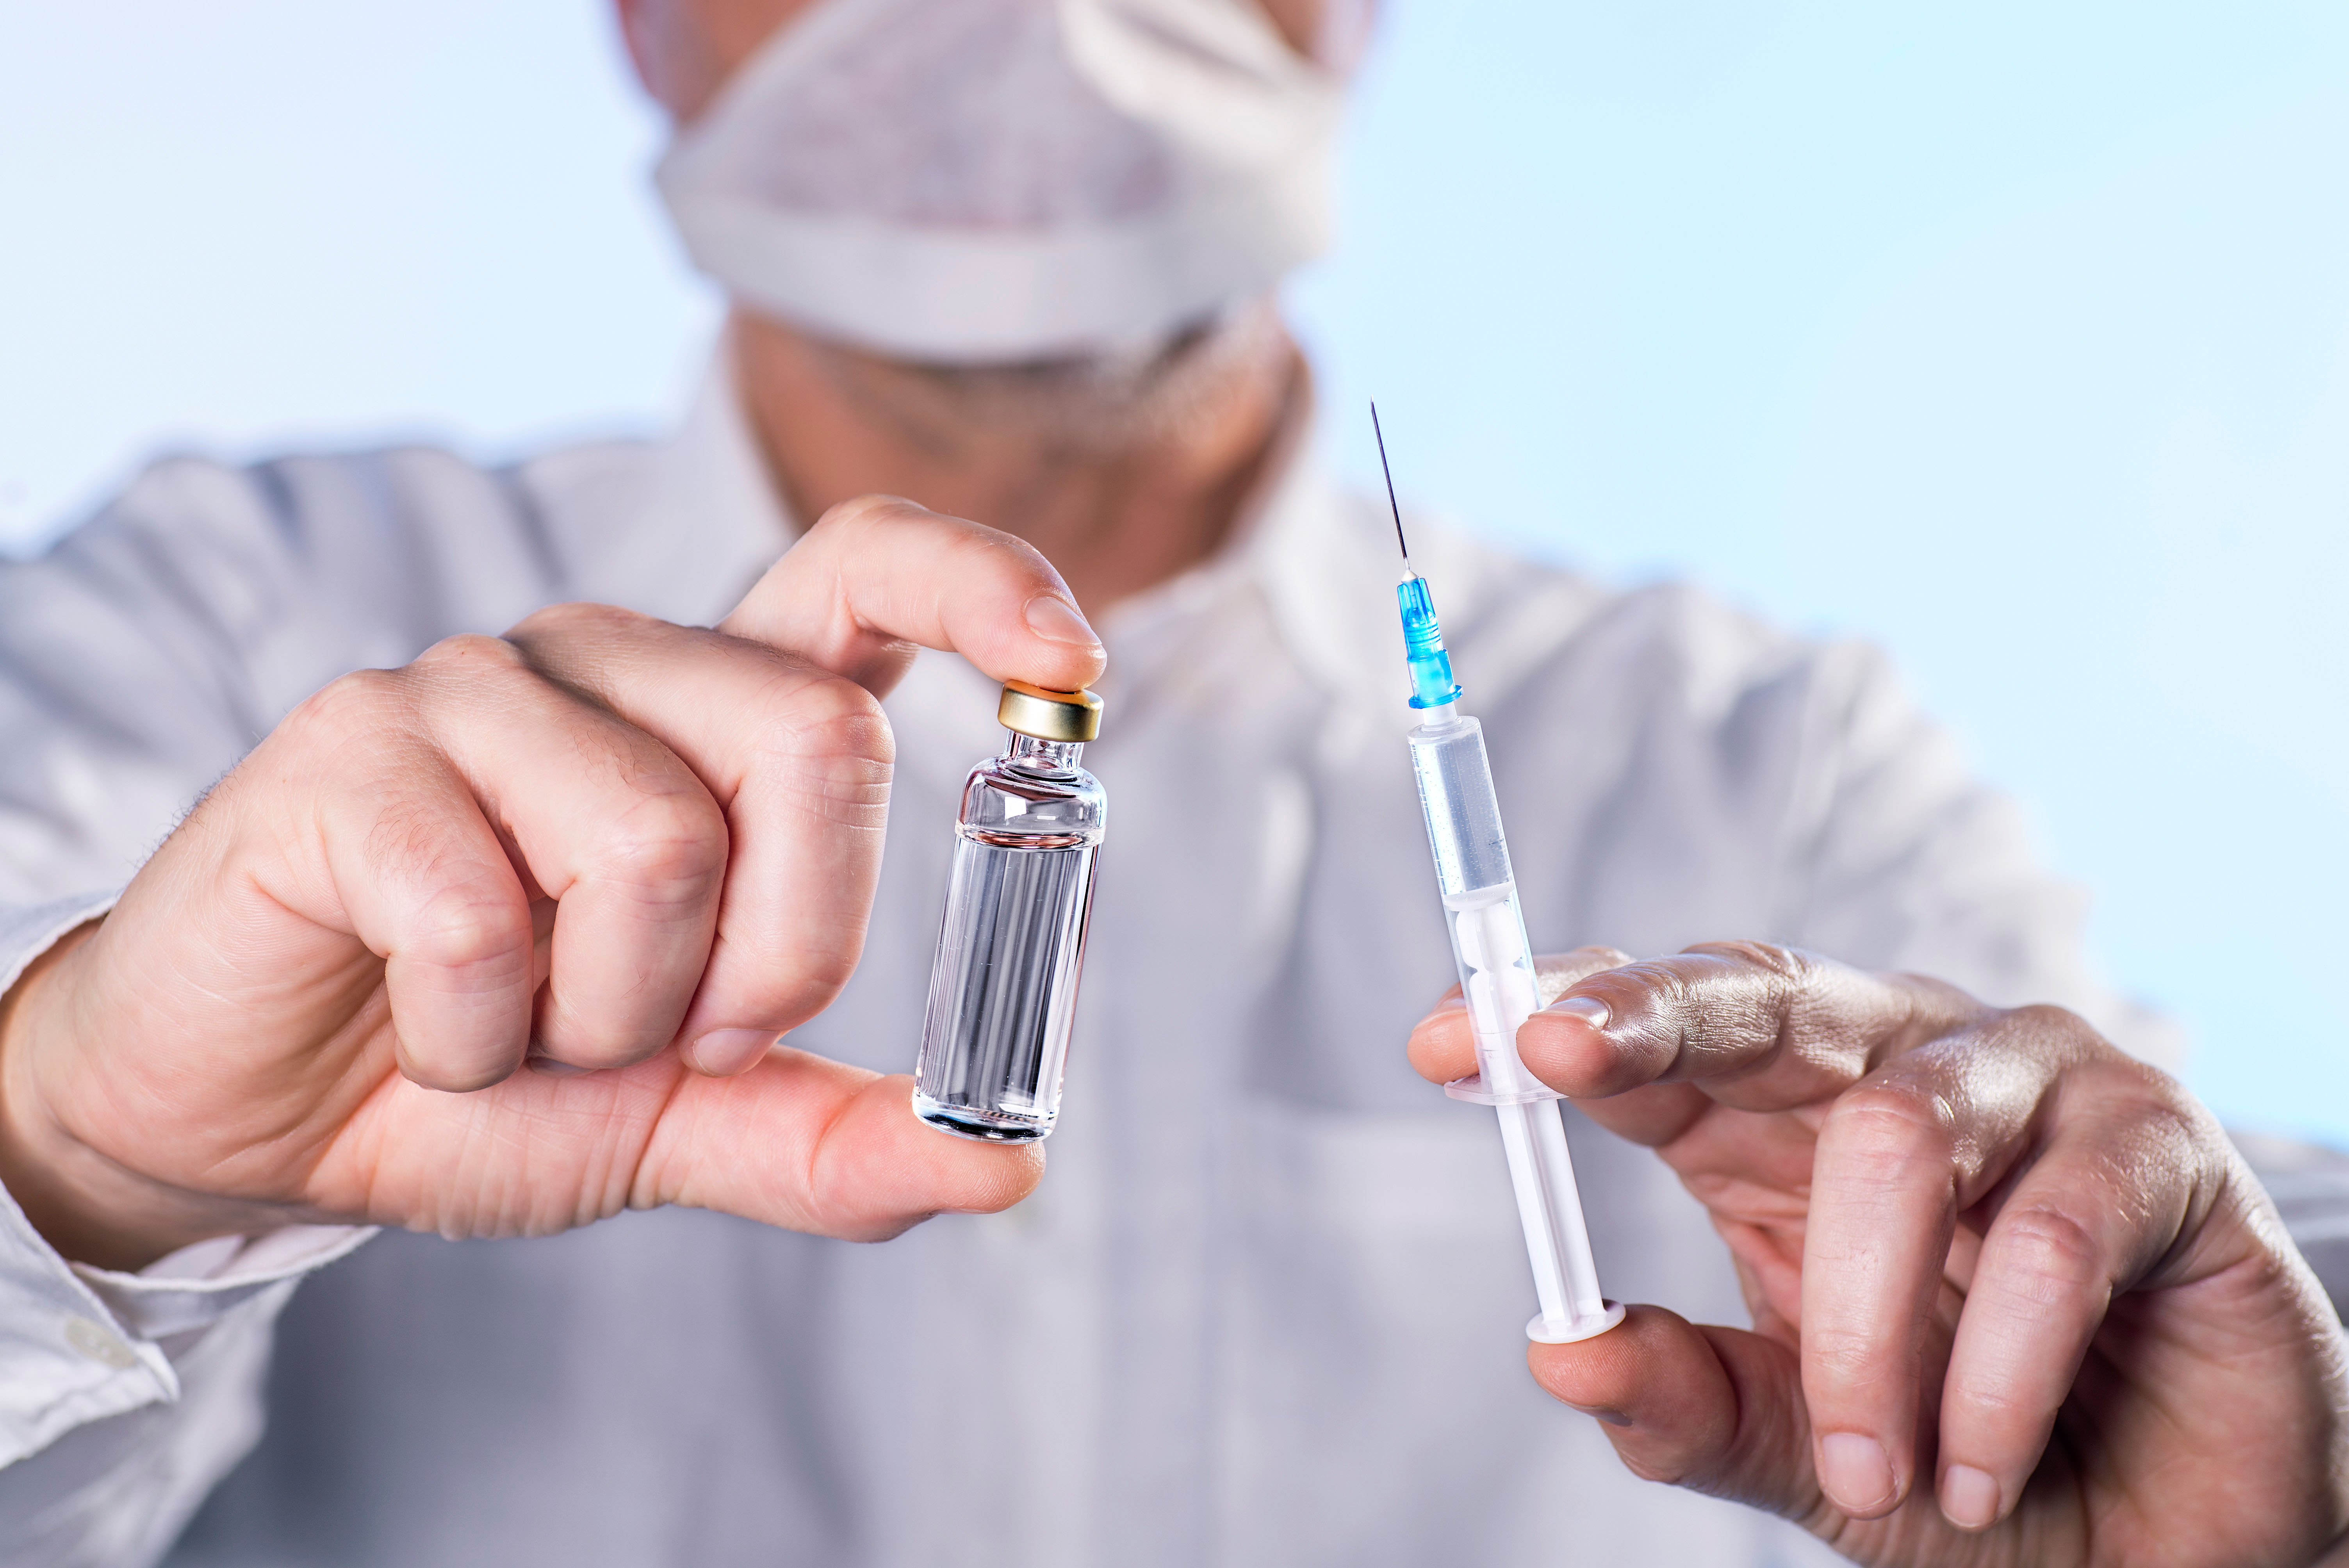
0, 1, 2342, 1564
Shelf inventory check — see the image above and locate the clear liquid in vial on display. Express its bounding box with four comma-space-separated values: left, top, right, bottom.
913, 838, 1096, 1140
912, 732, 1104, 1142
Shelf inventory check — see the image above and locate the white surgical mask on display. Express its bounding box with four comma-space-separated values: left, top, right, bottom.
654, 0, 1345, 364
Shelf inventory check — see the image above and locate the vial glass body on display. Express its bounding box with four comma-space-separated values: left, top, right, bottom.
912, 732, 1106, 1142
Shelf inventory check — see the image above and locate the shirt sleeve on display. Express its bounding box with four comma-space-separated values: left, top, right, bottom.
0, 894, 374, 1566
0, 448, 582, 1564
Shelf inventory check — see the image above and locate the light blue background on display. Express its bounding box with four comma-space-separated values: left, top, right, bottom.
4, 3, 2343, 1144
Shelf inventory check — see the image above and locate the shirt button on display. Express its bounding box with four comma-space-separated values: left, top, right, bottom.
64, 1316, 138, 1370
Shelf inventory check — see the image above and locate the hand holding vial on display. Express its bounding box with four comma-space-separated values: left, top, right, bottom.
0, 496, 1102, 1270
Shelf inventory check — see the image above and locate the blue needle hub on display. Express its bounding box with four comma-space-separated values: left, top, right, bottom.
1397, 573, 1463, 709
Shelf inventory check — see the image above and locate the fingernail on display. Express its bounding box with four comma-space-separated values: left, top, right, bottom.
1818, 1433, 1896, 1515
1939, 1464, 2000, 1530
1564, 1401, 1633, 1427
1549, 995, 1611, 1030
686, 1028, 777, 1077
529, 1057, 592, 1078
1023, 594, 1101, 650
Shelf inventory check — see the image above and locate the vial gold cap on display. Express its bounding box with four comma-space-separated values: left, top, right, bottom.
998, 680, 1103, 743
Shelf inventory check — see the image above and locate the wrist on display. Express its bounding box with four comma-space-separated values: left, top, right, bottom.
0, 921, 186, 1270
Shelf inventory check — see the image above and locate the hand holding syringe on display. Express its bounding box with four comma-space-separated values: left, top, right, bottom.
1369, 410, 2349, 1551
1375, 406, 1623, 1345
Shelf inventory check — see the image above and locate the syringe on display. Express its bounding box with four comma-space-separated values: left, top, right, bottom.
1374, 406, 1624, 1345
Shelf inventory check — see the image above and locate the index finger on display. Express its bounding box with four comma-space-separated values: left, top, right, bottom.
1406, 946, 1636, 1086
720, 494, 1107, 698
1517, 943, 1978, 1112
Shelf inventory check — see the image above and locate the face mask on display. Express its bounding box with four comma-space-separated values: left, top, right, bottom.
654, 0, 1346, 364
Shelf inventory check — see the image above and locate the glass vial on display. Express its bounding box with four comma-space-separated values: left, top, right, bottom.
912, 680, 1107, 1143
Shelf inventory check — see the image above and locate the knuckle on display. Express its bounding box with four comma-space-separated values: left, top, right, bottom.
812, 492, 922, 537
1590, 954, 1686, 1000
1629, 942, 1822, 1055
2000, 1001, 2108, 1063
779, 669, 888, 739
2089, 1069, 2221, 1187
2005, 1001, 2089, 1033
506, 600, 650, 645
1827, 1080, 1957, 1165
1804, 1322, 1893, 1383
401, 880, 533, 973
767, 676, 897, 805
1684, 939, 1809, 980
504, 603, 666, 682
282, 667, 414, 753
593, 791, 728, 897
409, 631, 527, 679
1988, 1204, 2107, 1298
2076, 1042, 2204, 1126
2116, 1074, 2205, 1141
1535, 946, 1634, 1002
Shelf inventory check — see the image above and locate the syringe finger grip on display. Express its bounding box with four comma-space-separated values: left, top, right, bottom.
1449, 893, 1545, 1102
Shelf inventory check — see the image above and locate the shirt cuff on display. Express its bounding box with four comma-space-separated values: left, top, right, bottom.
0, 890, 377, 1465
0, 1178, 377, 1469
73, 1226, 377, 1341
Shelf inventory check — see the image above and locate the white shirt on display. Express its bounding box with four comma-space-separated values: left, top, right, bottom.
0, 362, 2333, 1567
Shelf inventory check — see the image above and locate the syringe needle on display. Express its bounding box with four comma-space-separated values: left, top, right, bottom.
1370, 400, 1411, 570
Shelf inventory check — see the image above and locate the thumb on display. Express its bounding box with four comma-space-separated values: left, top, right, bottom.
1528, 1305, 1829, 1526
631, 1046, 1046, 1241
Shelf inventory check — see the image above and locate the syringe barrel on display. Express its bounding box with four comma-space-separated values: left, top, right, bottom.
1407, 714, 1547, 1102
1408, 712, 1511, 898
